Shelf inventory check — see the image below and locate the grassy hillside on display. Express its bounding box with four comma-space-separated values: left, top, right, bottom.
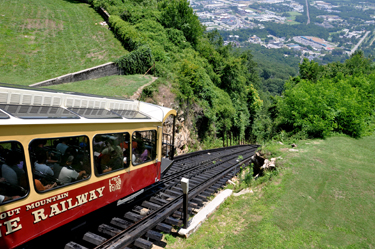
0, 0, 126, 85
167, 135, 375, 248
45, 75, 154, 98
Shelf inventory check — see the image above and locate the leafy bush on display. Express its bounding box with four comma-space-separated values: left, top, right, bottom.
277, 75, 375, 138
141, 78, 161, 99
243, 164, 254, 186
166, 28, 190, 50
158, 0, 204, 48
108, 15, 145, 51
120, 4, 160, 24
115, 45, 154, 75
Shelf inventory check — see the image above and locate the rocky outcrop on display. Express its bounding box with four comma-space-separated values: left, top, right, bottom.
163, 112, 191, 155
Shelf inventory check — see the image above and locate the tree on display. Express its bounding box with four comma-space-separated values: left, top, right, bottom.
344, 50, 373, 76
299, 58, 323, 82
158, 0, 204, 48
240, 50, 261, 89
277, 75, 374, 138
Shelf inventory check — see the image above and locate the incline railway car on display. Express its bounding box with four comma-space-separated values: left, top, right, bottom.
0, 84, 176, 248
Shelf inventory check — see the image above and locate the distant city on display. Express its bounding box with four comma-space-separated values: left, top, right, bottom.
191, 0, 375, 61
193, 0, 303, 30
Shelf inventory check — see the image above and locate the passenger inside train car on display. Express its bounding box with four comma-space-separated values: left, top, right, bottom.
33, 139, 59, 164
93, 132, 130, 175
29, 136, 91, 192
34, 178, 57, 192
50, 156, 87, 185
132, 130, 156, 165
0, 141, 29, 204
56, 138, 69, 156
34, 152, 54, 176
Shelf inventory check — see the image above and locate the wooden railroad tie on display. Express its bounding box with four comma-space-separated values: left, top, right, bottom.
110, 217, 132, 229
134, 237, 153, 249
98, 224, 122, 237
83, 232, 106, 246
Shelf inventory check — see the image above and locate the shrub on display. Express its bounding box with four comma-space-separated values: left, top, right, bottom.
277, 74, 375, 138
115, 45, 154, 75
158, 0, 204, 48
141, 79, 160, 99
108, 15, 145, 51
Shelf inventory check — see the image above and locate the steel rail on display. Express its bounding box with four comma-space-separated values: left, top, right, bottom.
162, 145, 257, 181
94, 152, 255, 249
63, 145, 258, 249
171, 144, 257, 161
119, 145, 255, 206
111, 145, 255, 212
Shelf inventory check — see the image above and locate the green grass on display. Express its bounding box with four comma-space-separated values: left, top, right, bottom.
0, 0, 126, 85
285, 11, 302, 25
167, 135, 375, 248
45, 75, 154, 98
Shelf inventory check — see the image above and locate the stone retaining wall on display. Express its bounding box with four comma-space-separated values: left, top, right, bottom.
80, 0, 110, 21
98, 7, 110, 21
30, 62, 120, 87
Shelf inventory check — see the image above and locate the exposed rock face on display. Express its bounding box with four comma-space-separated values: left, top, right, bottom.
142, 82, 191, 156
163, 112, 191, 155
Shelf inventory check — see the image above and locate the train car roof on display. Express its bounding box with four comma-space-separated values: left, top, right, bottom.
0, 83, 176, 125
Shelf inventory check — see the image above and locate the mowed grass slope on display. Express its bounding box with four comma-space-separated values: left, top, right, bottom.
46, 75, 154, 98
285, 11, 302, 25
168, 135, 375, 248
0, 0, 126, 85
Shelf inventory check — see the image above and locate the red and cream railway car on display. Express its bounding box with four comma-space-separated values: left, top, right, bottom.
0, 84, 176, 248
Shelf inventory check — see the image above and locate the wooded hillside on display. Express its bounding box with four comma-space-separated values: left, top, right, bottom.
89, 0, 374, 144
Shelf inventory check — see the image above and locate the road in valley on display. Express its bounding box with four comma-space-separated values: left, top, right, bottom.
306, 0, 310, 25
368, 30, 375, 46
349, 31, 370, 56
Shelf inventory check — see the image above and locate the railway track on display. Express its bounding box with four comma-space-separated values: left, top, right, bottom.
60, 145, 258, 249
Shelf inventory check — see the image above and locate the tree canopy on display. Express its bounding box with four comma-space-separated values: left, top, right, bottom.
89, 0, 374, 144
275, 52, 375, 139
89, 0, 263, 143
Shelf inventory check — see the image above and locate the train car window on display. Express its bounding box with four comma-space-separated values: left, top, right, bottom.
0, 141, 29, 204
29, 136, 91, 192
93, 132, 130, 176
0, 111, 9, 119
132, 130, 157, 166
